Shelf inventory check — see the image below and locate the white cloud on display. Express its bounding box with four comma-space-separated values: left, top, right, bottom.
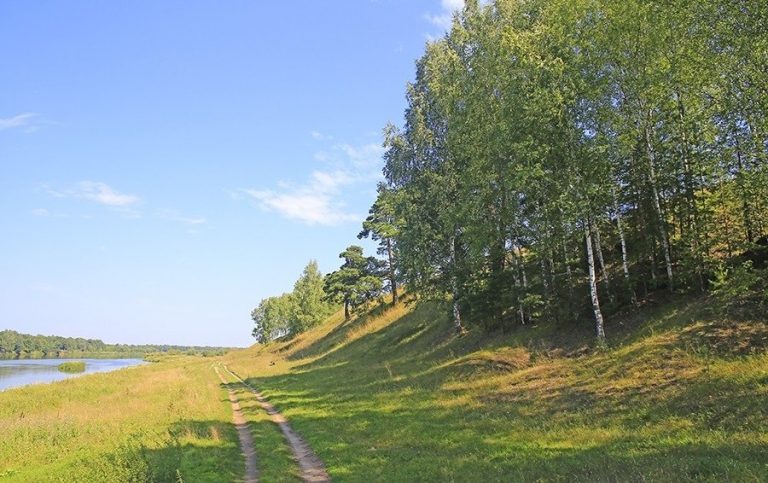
31, 208, 50, 216
425, 0, 464, 30
76, 181, 140, 207
0, 113, 37, 132
337, 143, 386, 169
158, 209, 207, 225
310, 130, 333, 141
42, 181, 141, 217
179, 217, 206, 225
245, 170, 359, 226
241, 132, 386, 226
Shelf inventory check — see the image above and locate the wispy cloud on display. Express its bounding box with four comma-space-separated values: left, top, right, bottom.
425, 0, 464, 30
75, 181, 140, 207
158, 209, 207, 225
245, 170, 359, 226
240, 134, 385, 226
31, 208, 50, 216
42, 181, 141, 218
0, 113, 38, 132
310, 130, 333, 141
337, 143, 385, 169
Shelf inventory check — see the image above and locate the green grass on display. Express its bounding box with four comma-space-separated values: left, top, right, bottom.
0, 357, 244, 482
2, 295, 765, 481
216, 365, 301, 481
57, 361, 86, 373
225, 296, 768, 482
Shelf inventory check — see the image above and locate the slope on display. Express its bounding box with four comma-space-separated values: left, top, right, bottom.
224, 296, 768, 482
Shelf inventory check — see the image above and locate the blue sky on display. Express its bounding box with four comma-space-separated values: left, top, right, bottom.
0, 1, 464, 347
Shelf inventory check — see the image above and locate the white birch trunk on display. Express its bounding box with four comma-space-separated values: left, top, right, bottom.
612, 187, 637, 304
586, 223, 606, 341
511, 253, 525, 325
449, 235, 464, 334
593, 223, 611, 298
645, 119, 674, 290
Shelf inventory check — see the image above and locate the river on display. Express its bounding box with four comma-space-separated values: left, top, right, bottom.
0, 358, 146, 391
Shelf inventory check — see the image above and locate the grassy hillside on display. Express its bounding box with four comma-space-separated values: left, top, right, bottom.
225, 296, 768, 481
1, 296, 764, 481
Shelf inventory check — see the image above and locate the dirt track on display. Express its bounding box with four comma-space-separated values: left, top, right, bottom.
215, 366, 259, 483
222, 365, 330, 483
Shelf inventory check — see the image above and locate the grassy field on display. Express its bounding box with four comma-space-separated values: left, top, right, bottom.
0, 356, 243, 482
224, 296, 768, 482
1, 295, 766, 481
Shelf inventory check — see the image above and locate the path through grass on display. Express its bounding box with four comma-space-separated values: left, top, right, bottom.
225, 298, 768, 481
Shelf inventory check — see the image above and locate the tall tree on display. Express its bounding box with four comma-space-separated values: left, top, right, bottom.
250, 293, 296, 343
291, 260, 333, 333
358, 183, 401, 305
324, 246, 384, 320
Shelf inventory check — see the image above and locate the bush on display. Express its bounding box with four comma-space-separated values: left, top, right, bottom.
58, 361, 86, 373
711, 261, 768, 317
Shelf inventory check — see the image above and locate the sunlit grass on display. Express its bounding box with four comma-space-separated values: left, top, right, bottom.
217, 367, 301, 481
1, 296, 764, 481
225, 297, 768, 481
0, 357, 242, 482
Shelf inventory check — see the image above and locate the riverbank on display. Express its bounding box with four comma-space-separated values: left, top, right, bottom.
0, 358, 145, 392
1, 295, 765, 481
0, 356, 241, 481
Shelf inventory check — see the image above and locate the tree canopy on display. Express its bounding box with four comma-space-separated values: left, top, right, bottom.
373, 0, 767, 339
251, 260, 333, 343
251, 0, 767, 342
324, 246, 384, 320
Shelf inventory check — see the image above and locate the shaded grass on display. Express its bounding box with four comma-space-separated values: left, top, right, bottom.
225, 297, 768, 482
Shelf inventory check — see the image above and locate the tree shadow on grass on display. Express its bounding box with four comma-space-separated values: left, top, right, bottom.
231, 298, 768, 481
286, 302, 403, 362
72, 419, 243, 483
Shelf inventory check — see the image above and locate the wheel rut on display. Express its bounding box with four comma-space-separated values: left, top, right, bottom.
222, 365, 331, 483
215, 366, 259, 483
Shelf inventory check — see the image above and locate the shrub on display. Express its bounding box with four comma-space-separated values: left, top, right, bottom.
711, 261, 768, 317
58, 361, 86, 373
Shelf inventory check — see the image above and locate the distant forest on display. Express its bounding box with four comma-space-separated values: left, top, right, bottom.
0, 330, 231, 359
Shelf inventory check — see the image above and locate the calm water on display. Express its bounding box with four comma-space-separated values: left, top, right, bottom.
0, 358, 146, 391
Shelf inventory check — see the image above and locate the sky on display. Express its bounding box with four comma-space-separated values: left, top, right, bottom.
0, 1, 465, 347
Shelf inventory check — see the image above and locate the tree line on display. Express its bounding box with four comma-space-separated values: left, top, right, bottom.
0, 330, 230, 359
377, 0, 767, 340
253, 0, 767, 343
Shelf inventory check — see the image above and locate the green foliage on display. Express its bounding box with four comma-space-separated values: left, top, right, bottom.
251, 260, 334, 343
712, 261, 768, 317
58, 361, 86, 373
250, 293, 296, 343
291, 260, 334, 333
374, 0, 768, 337
0, 330, 230, 360
358, 184, 401, 304
324, 246, 384, 319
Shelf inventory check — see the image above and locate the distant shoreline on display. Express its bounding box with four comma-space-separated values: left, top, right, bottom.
1, 329, 234, 360
0, 352, 147, 361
